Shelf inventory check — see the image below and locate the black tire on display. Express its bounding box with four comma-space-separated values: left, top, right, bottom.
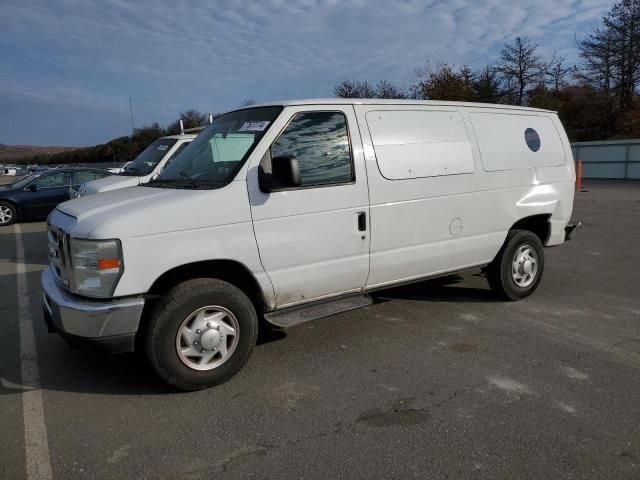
487, 229, 544, 301
144, 278, 258, 391
0, 201, 17, 226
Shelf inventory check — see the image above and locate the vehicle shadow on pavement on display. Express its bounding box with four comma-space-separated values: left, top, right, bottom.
373, 273, 500, 304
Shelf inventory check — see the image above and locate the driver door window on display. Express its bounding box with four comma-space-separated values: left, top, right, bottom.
32, 172, 70, 188
270, 111, 353, 188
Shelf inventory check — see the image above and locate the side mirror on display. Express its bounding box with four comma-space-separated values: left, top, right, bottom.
259, 155, 301, 192
28, 184, 38, 192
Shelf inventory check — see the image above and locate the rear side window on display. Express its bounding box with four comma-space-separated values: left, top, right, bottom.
271, 112, 353, 187
469, 113, 565, 171
72, 170, 108, 184
365, 110, 474, 180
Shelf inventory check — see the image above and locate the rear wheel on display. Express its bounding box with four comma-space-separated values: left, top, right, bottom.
487, 229, 544, 301
0, 201, 16, 226
144, 278, 258, 390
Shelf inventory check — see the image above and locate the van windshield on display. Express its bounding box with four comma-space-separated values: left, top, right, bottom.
149, 106, 282, 189
121, 138, 178, 176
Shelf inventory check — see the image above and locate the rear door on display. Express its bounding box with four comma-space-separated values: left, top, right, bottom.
248, 105, 370, 308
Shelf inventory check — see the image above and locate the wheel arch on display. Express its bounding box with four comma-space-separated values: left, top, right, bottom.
147, 259, 267, 313
137, 259, 268, 352
509, 214, 551, 245
0, 198, 19, 222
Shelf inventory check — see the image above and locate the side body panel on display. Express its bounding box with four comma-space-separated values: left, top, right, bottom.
59, 182, 275, 304
356, 104, 574, 290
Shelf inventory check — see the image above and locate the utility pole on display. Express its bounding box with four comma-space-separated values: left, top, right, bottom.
129, 97, 134, 135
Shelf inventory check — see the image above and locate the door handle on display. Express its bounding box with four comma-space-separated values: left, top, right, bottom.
357, 212, 367, 232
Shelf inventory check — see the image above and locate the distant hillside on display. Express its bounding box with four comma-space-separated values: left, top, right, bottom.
0, 144, 78, 163
1, 109, 212, 166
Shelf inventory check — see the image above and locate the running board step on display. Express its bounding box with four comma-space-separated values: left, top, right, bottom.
265, 294, 373, 328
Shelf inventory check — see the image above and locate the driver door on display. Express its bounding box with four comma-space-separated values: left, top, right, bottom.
24, 171, 72, 218
248, 106, 370, 308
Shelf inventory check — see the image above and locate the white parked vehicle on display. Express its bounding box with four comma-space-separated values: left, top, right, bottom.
74, 134, 196, 197
42, 99, 578, 390
107, 161, 133, 174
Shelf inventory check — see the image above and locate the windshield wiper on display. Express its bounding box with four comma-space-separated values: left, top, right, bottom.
178, 171, 200, 188
120, 167, 140, 176
145, 173, 201, 189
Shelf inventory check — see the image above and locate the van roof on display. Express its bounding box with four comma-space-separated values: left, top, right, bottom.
247, 98, 555, 113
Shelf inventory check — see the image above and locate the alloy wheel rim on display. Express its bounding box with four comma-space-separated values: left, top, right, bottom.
0, 206, 12, 225
175, 305, 240, 371
511, 244, 538, 288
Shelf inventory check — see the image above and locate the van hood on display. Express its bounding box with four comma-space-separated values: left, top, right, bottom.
84, 174, 143, 194
56, 182, 250, 239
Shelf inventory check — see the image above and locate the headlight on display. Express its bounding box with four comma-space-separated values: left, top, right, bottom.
69, 238, 123, 298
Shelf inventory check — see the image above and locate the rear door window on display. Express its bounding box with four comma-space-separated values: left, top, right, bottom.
72, 170, 108, 185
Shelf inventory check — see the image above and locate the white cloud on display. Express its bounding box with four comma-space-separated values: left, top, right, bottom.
0, 0, 613, 144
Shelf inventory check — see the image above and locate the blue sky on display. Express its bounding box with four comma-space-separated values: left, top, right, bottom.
1, 0, 613, 146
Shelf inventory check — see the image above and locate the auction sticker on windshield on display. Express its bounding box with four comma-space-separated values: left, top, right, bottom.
239, 121, 270, 132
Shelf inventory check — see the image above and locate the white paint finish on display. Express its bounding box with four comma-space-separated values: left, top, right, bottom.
372, 142, 474, 179
366, 110, 470, 145
354, 104, 574, 288
366, 110, 474, 179
15, 224, 53, 480
248, 97, 554, 114
55, 182, 275, 303
248, 105, 370, 307
469, 112, 566, 171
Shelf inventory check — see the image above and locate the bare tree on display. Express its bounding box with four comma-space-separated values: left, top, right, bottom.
496, 37, 548, 105
334, 80, 377, 98
579, 0, 640, 110
546, 54, 574, 92
374, 80, 407, 99
240, 98, 256, 107
166, 109, 208, 134
473, 66, 503, 103
577, 24, 616, 96
412, 63, 477, 101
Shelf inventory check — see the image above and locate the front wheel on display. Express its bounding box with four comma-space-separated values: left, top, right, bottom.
144, 278, 258, 390
0, 201, 17, 226
487, 230, 544, 301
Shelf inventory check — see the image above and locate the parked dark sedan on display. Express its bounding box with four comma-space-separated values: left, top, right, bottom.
0, 168, 111, 226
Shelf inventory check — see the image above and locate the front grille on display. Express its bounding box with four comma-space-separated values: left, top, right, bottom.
47, 224, 72, 290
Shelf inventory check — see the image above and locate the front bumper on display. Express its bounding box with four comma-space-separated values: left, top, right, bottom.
41, 267, 145, 353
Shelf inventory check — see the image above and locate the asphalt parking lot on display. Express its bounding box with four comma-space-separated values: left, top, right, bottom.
1, 178, 639, 479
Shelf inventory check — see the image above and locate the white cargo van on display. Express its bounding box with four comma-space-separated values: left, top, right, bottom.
42, 99, 578, 390
74, 134, 196, 197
